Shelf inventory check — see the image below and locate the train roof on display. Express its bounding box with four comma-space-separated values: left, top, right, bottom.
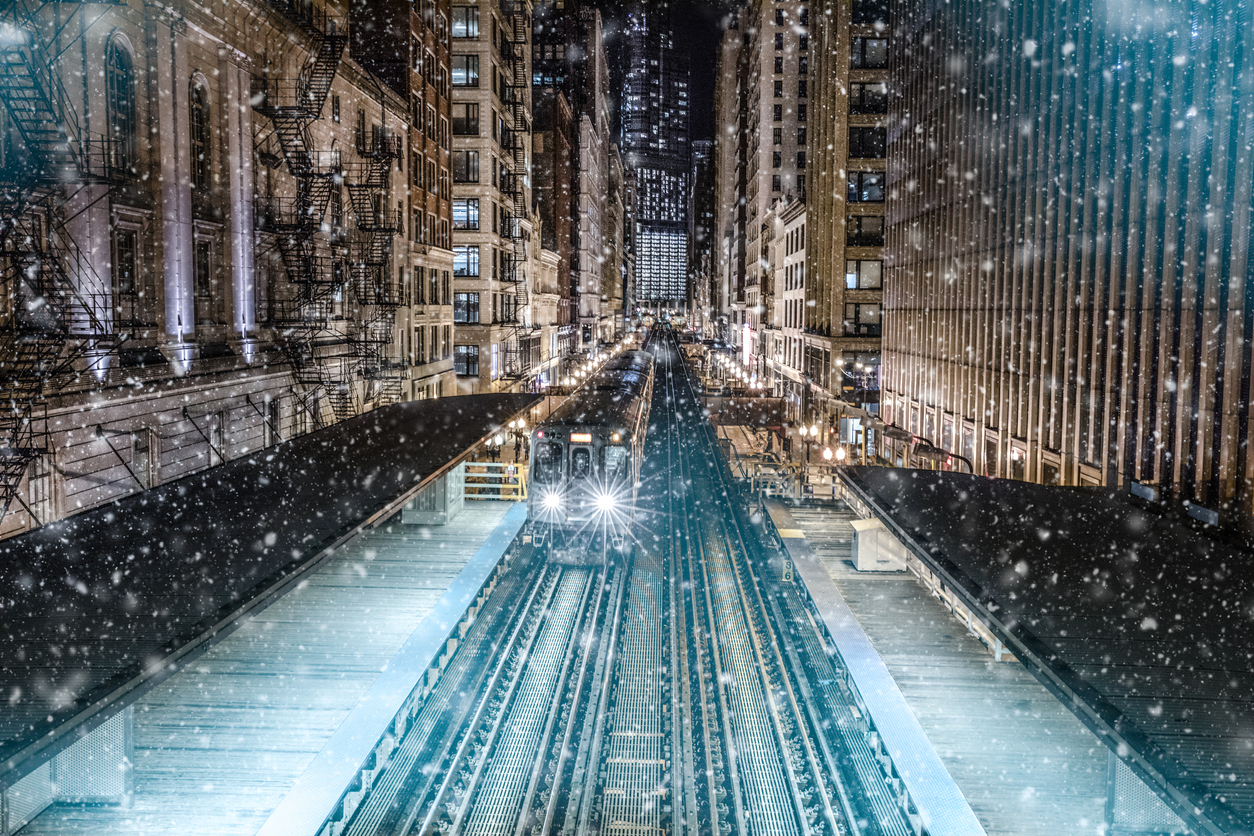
542, 350, 654, 428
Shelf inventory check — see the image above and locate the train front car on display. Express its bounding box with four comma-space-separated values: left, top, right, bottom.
527, 350, 655, 564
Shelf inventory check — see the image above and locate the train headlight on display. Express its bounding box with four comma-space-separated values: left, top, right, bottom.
595, 493, 617, 513
543, 492, 562, 511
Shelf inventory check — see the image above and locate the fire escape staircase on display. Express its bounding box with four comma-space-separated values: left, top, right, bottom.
345, 130, 404, 409
0, 3, 119, 524
250, 12, 347, 427
498, 3, 533, 379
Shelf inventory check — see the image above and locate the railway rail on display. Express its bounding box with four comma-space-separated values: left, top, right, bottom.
334, 331, 917, 836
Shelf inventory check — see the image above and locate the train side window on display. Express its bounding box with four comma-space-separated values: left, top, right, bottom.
533, 442, 563, 483
571, 447, 592, 479
603, 446, 629, 481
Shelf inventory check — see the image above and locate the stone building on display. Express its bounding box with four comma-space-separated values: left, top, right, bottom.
740, 0, 809, 375
448, 0, 537, 391
804, 0, 887, 420
0, 0, 454, 538
884, 0, 1254, 523
713, 16, 746, 343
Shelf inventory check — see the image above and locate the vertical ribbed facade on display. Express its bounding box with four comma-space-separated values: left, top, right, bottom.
885, 0, 1254, 521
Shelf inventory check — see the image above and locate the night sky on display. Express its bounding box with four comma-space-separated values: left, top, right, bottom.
595, 0, 732, 140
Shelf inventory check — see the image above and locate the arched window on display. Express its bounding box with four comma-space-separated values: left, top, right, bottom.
190, 81, 210, 191
106, 41, 135, 173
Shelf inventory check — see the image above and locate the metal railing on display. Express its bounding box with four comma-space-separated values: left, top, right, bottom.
463, 462, 527, 501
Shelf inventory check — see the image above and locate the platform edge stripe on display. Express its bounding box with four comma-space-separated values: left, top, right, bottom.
255, 502, 529, 836
765, 502, 988, 836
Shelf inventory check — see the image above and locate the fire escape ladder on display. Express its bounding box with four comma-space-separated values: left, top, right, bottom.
346, 130, 404, 406
498, 3, 531, 378
0, 3, 119, 525
249, 13, 347, 426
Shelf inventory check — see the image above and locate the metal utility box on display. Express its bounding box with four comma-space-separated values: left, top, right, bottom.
850, 518, 907, 572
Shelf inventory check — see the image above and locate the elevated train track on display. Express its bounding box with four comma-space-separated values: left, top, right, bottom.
331, 332, 920, 836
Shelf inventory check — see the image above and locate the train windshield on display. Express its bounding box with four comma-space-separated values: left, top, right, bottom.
571, 447, 592, 479
533, 442, 563, 483
603, 446, 629, 481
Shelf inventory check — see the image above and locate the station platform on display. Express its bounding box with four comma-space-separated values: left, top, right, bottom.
837, 467, 1251, 836
766, 500, 1107, 836
0, 395, 538, 831
18, 501, 523, 835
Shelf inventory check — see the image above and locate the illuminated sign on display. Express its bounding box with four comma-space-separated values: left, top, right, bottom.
570, 432, 593, 443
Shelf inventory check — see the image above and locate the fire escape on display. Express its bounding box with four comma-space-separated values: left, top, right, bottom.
499, 0, 533, 379
0, 0, 119, 523
345, 123, 404, 410
251, 4, 349, 426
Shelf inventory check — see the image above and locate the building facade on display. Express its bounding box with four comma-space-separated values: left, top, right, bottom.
885, 0, 1254, 523
449, 0, 537, 391
621, 4, 690, 308
804, 0, 886, 416
0, 0, 454, 538
713, 17, 747, 342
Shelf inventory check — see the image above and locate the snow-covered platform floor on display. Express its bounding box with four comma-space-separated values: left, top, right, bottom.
20, 501, 518, 836
775, 501, 1108, 836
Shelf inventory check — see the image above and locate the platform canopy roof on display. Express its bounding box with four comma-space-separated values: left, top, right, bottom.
0, 394, 538, 788
841, 467, 1254, 836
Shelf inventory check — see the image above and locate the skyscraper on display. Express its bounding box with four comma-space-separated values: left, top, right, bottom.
621, 4, 690, 306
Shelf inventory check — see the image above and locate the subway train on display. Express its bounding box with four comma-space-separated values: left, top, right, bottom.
527, 349, 655, 562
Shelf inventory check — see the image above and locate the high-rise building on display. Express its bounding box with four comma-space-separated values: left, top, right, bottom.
713, 16, 747, 340
884, 0, 1254, 528
805, 0, 887, 414
741, 0, 809, 371
449, 0, 536, 391
621, 4, 690, 307
689, 139, 715, 335
533, 0, 614, 344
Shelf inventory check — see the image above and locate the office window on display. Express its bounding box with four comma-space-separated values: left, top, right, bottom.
775, 9, 784, 24
773, 104, 782, 121
330, 186, 343, 228
190, 82, 210, 191
332, 94, 340, 122
772, 151, 782, 168
451, 54, 479, 86
194, 239, 212, 296
846, 259, 883, 289
453, 197, 480, 229
797, 127, 807, 144
797, 151, 806, 168
453, 244, 480, 276
852, 37, 888, 68
773, 80, 783, 98
799, 56, 808, 74
844, 302, 882, 336
798, 79, 807, 97
852, 0, 890, 25
846, 215, 884, 246
114, 229, 137, 295
452, 149, 479, 181
455, 344, 480, 376
430, 267, 441, 302
799, 34, 808, 50
452, 102, 479, 134
850, 82, 889, 114
773, 127, 782, 145
797, 173, 806, 193
453, 291, 480, 323
105, 41, 135, 172
849, 127, 887, 158
798, 103, 807, 121
799, 7, 809, 25
774, 32, 783, 49
774, 56, 783, 74
847, 171, 885, 202
772, 174, 781, 191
